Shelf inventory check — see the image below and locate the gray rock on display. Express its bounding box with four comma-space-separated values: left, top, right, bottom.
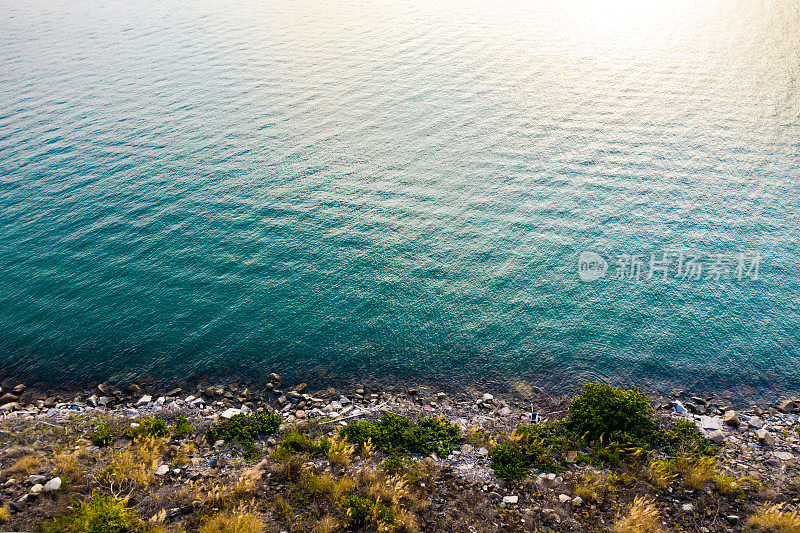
756, 429, 774, 446
269, 373, 281, 383
707, 430, 725, 444
502, 495, 518, 504
748, 416, 764, 429
477, 447, 489, 457
155, 464, 169, 476
87, 394, 98, 407
29, 484, 43, 495
482, 393, 494, 403
572, 496, 583, 505
97, 396, 110, 407
44, 477, 61, 492
774, 451, 794, 461
778, 400, 796, 413
682, 503, 695, 512
558, 494, 571, 503
723, 410, 740, 428
136, 395, 152, 406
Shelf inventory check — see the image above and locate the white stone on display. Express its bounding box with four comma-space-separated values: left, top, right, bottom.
774, 451, 794, 461
502, 495, 518, 504
682, 503, 695, 512
572, 497, 583, 505
477, 447, 489, 457
154, 464, 169, 476
44, 477, 61, 492
558, 494, 571, 503
221, 408, 242, 419
482, 393, 494, 403
30, 484, 43, 494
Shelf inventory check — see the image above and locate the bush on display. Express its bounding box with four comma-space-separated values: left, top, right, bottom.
172, 416, 193, 440
340, 414, 462, 457
275, 430, 330, 458
124, 418, 169, 440
91, 423, 117, 448
344, 494, 391, 529
566, 383, 656, 444
490, 441, 528, 483
206, 412, 282, 457
44, 491, 139, 533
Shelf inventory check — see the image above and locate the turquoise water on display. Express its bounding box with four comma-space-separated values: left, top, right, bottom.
1, 0, 799, 393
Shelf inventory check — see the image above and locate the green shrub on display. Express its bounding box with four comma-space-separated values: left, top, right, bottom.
275, 429, 330, 458
91, 423, 117, 448
44, 491, 139, 533
490, 441, 528, 483
658, 418, 715, 457
344, 494, 391, 529
172, 416, 193, 440
566, 383, 656, 444
123, 417, 169, 440
206, 412, 282, 457
340, 414, 462, 457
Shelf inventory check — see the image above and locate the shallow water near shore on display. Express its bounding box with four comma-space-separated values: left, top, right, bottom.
1, 0, 799, 394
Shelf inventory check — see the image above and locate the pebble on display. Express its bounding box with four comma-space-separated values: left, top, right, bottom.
502, 495, 518, 504
558, 494, 571, 503
155, 465, 169, 476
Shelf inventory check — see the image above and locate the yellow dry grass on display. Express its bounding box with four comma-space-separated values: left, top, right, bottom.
613, 496, 665, 533
748, 503, 800, 533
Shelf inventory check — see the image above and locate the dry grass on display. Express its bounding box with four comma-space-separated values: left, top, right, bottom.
684, 456, 717, 490
193, 468, 262, 510
174, 441, 198, 466
574, 471, 621, 502
613, 496, 665, 533
198, 510, 262, 533
0, 503, 10, 523
99, 436, 167, 488
326, 436, 353, 467
312, 515, 340, 533
6, 454, 39, 475
748, 503, 800, 533
54, 449, 86, 483
360, 437, 375, 459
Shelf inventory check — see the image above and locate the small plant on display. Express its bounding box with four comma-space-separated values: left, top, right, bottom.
613, 496, 665, 533
198, 510, 262, 533
172, 416, 193, 440
124, 417, 169, 440
44, 490, 139, 533
567, 383, 656, 445
275, 430, 330, 458
206, 412, 282, 457
0, 503, 10, 523
327, 436, 353, 467
490, 441, 528, 483
91, 423, 118, 447
340, 414, 462, 457
748, 503, 800, 532
7, 454, 39, 475
345, 494, 391, 529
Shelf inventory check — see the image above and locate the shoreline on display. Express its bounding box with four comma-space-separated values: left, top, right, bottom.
1, 375, 800, 531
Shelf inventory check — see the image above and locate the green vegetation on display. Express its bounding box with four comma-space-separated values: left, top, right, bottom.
566, 382, 656, 444
206, 412, 282, 457
123, 417, 169, 440
340, 413, 462, 457
44, 491, 139, 533
91, 422, 118, 448
345, 494, 391, 529
489, 382, 718, 483
275, 429, 331, 458
172, 415, 193, 440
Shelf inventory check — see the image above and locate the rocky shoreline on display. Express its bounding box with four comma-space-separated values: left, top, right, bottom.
1, 376, 800, 532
